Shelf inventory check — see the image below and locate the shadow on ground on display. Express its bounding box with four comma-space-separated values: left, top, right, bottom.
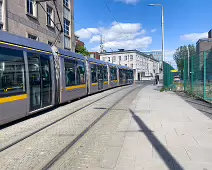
129, 108, 184, 170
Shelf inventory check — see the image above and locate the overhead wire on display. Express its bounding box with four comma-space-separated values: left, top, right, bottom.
103, 0, 142, 50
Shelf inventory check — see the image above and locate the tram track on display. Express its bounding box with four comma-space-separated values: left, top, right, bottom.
41, 84, 146, 170
0, 85, 136, 153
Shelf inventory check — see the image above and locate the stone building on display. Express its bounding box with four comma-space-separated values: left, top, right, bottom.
0, 0, 75, 51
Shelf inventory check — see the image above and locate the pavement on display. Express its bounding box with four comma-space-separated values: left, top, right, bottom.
119, 85, 212, 170
1, 84, 212, 170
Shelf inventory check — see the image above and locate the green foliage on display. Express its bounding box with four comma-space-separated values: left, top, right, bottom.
173, 44, 196, 74
75, 45, 90, 56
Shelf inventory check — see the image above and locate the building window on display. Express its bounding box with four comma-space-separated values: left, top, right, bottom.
0, 1, 2, 23
125, 64, 127, 66
64, 18, 70, 35
112, 56, 116, 62
90, 54, 94, 58
124, 56, 127, 61
131, 64, 133, 68
130, 55, 133, 61
28, 33, 38, 41
119, 56, 121, 61
63, 0, 70, 8
108, 57, 110, 62
64, 36, 70, 49
47, 5, 54, 27
48, 41, 52, 45
26, 0, 37, 17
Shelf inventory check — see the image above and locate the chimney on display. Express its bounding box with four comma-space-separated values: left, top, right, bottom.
208, 29, 212, 38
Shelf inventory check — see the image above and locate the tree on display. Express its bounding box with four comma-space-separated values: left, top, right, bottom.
75, 45, 90, 56
173, 44, 196, 73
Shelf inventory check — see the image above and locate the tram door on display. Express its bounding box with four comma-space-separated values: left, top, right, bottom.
97, 65, 103, 90
28, 54, 52, 111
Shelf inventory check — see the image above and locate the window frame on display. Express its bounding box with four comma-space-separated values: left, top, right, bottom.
0, 46, 26, 98
63, 0, 70, 9
64, 58, 76, 87
90, 64, 97, 83
46, 4, 54, 28
76, 60, 86, 85
27, 33, 39, 41
26, 0, 37, 18
64, 18, 70, 36
0, 1, 2, 23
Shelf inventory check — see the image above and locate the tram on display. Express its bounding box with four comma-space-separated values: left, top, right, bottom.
0, 30, 134, 125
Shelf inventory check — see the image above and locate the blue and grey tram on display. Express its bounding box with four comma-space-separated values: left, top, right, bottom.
0, 30, 134, 126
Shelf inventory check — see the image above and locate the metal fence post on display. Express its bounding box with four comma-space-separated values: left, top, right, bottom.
203, 51, 207, 100
191, 56, 194, 92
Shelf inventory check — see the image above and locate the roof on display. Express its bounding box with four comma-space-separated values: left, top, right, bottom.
108, 62, 118, 67
196, 38, 212, 44
58, 48, 86, 60
0, 30, 52, 52
88, 57, 107, 65
118, 65, 133, 70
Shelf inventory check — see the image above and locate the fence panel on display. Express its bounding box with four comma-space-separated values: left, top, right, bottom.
184, 50, 212, 103
163, 61, 174, 88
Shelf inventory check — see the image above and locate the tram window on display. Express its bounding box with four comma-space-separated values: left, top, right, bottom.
110, 67, 117, 80
65, 59, 76, 86
76, 61, 86, 85
103, 66, 108, 81
0, 47, 25, 97
91, 64, 97, 83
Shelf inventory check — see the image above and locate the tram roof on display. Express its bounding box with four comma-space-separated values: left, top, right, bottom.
88, 57, 107, 65
58, 48, 86, 60
0, 30, 52, 52
118, 65, 132, 70
107, 62, 118, 67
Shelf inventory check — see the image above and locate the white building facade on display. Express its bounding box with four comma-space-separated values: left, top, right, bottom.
100, 50, 160, 81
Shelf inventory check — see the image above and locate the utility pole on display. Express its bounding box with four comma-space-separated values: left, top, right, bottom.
100, 35, 104, 53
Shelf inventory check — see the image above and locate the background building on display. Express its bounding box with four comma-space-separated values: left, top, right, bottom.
100, 49, 160, 81
196, 29, 212, 54
0, 0, 75, 51
89, 52, 100, 60
143, 50, 163, 61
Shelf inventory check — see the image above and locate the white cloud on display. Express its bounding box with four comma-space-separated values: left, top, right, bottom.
165, 50, 176, 58
115, 0, 140, 5
75, 22, 151, 52
150, 28, 156, 33
180, 32, 207, 42
89, 22, 145, 43
91, 36, 152, 51
75, 28, 100, 39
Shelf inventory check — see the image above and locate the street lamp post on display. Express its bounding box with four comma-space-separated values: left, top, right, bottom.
148, 4, 164, 83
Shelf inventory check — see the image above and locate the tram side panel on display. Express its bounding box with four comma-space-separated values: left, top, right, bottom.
59, 57, 87, 103
0, 46, 28, 125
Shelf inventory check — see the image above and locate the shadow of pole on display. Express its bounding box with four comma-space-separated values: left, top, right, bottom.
129, 109, 184, 170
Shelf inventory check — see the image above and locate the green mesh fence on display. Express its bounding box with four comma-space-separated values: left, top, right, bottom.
163, 61, 174, 88
184, 50, 212, 102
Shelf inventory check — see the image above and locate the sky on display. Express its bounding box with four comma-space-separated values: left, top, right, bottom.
74, 0, 212, 65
